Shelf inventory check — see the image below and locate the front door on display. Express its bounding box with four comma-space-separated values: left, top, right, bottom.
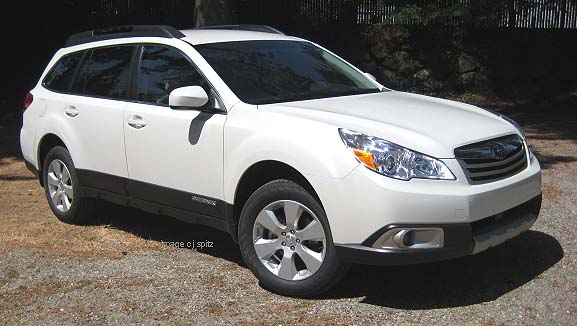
123, 44, 226, 218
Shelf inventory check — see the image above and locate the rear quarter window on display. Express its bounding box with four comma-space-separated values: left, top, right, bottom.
42, 52, 84, 92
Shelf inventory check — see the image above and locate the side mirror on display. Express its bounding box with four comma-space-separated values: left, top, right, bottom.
169, 86, 209, 109
364, 72, 377, 81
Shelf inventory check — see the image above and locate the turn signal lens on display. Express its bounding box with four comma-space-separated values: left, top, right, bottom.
353, 149, 376, 170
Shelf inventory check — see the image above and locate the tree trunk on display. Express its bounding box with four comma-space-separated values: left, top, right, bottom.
194, 0, 238, 27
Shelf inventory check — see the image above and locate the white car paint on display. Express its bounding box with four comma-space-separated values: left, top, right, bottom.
123, 102, 226, 200
308, 152, 541, 244
57, 94, 128, 178
262, 91, 516, 158
20, 28, 541, 249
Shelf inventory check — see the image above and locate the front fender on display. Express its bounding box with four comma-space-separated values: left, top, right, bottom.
223, 104, 359, 203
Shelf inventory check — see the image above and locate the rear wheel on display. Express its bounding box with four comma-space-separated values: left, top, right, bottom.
42, 146, 97, 224
239, 180, 347, 297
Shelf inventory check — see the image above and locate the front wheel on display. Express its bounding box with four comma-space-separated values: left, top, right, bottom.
239, 180, 347, 297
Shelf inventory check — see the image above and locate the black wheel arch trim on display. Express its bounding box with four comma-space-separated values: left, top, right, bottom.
36, 133, 70, 185
230, 160, 324, 243
24, 159, 40, 179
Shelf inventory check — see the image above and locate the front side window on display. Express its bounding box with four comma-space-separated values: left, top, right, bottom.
43, 52, 84, 92
137, 45, 208, 106
196, 40, 380, 105
72, 46, 134, 99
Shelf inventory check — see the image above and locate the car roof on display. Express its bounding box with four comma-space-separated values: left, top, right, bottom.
179, 29, 302, 45
64, 25, 304, 48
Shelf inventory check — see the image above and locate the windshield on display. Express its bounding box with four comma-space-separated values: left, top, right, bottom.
195, 40, 381, 105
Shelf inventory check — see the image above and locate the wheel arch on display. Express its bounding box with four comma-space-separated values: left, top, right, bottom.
231, 160, 323, 242
36, 133, 68, 186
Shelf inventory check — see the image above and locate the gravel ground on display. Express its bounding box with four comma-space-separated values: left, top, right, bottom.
1, 99, 576, 325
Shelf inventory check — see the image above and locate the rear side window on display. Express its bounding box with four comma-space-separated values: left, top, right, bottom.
43, 52, 83, 92
137, 45, 209, 106
70, 51, 90, 94
72, 46, 135, 99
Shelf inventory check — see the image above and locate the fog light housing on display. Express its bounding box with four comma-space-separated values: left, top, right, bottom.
372, 227, 444, 249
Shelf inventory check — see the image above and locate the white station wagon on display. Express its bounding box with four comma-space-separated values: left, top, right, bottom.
20, 25, 542, 297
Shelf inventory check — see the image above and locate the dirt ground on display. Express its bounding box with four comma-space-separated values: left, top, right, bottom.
1, 97, 576, 325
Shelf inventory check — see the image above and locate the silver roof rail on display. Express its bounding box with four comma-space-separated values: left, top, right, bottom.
190, 25, 285, 35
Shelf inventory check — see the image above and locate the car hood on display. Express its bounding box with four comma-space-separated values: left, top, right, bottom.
258, 91, 518, 158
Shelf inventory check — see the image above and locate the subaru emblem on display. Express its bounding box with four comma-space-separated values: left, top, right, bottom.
490, 143, 507, 160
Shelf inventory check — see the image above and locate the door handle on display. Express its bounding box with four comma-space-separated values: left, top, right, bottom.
65, 106, 79, 117
127, 115, 147, 129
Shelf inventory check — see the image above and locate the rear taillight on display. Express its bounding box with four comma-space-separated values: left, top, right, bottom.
24, 92, 33, 110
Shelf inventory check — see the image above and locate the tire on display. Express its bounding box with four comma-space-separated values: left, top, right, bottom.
239, 179, 348, 297
42, 146, 97, 225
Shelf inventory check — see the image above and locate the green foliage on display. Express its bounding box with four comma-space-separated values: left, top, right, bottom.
393, 0, 576, 27
394, 2, 469, 26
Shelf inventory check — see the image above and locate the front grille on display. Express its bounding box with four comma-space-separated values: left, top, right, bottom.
455, 134, 528, 184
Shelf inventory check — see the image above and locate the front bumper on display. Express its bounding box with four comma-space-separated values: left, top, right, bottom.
308, 149, 541, 244
335, 194, 541, 265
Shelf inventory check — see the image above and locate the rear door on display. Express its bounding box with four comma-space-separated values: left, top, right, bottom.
55, 45, 135, 194
123, 44, 227, 218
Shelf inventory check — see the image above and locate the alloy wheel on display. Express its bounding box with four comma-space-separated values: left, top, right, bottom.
252, 200, 327, 281
46, 159, 74, 212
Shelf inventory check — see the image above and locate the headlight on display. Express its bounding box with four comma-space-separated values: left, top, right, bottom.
339, 129, 455, 181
